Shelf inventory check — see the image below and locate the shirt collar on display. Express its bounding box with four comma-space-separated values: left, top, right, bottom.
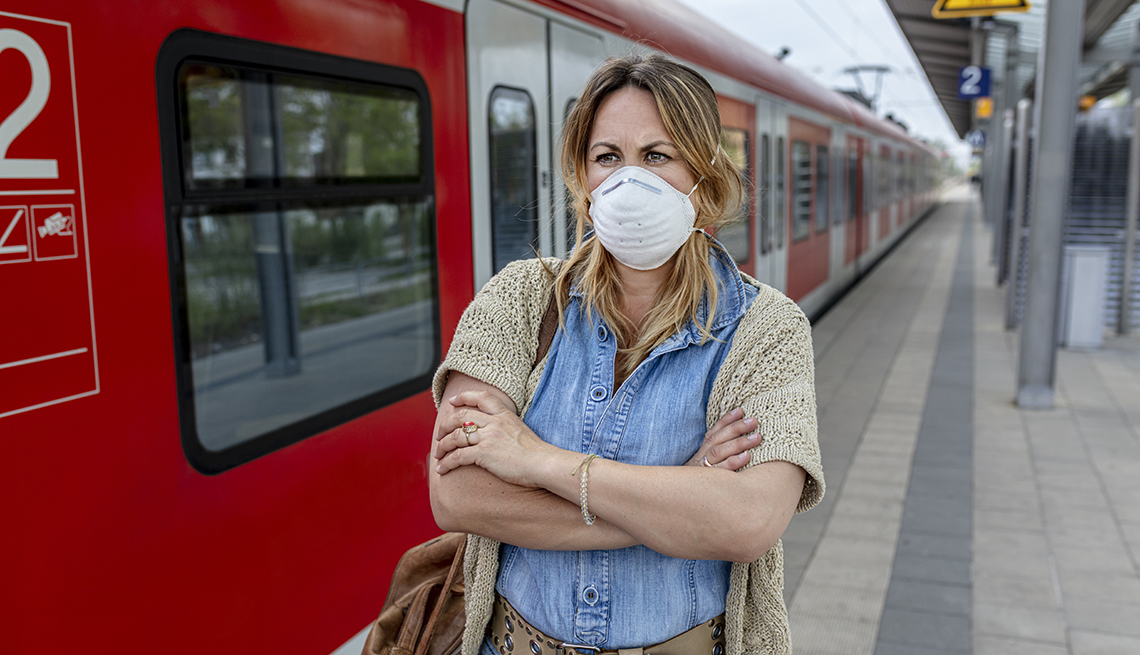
567, 233, 749, 340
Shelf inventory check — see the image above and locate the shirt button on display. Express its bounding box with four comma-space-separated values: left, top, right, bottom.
582, 585, 599, 605
590, 385, 607, 401
596, 325, 608, 341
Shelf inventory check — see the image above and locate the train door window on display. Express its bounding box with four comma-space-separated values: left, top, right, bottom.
791, 140, 812, 242
847, 148, 858, 222
760, 133, 771, 253
814, 144, 829, 233
717, 127, 751, 264
488, 86, 538, 273
776, 136, 786, 248
158, 32, 437, 472
833, 148, 844, 227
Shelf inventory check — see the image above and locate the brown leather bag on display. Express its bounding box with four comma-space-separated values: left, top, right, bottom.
363, 283, 560, 655
362, 532, 467, 655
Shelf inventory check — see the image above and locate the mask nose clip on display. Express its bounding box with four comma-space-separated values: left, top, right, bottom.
601, 177, 663, 196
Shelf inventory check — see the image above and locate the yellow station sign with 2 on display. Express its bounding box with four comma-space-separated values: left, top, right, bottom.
932, 0, 1031, 19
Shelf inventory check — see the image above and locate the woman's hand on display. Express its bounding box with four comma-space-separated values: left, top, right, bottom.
435, 390, 560, 487
686, 407, 761, 471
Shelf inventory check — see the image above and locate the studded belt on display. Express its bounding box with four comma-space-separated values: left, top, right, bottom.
489, 593, 726, 655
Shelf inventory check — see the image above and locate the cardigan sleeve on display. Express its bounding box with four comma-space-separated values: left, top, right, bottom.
709, 286, 824, 513
431, 258, 556, 412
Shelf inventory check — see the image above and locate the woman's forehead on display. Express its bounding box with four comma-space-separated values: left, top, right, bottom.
588, 87, 672, 147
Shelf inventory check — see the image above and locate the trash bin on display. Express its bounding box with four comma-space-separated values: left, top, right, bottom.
1060, 245, 1110, 349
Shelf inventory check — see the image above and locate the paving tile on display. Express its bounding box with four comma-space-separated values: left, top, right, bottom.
894, 532, 972, 561
789, 611, 879, 655
1052, 543, 1135, 575
973, 571, 1060, 610
890, 552, 971, 586
876, 607, 971, 651
972, 602, 1067, 643
976, 507, 1044, 532
1064, 597, 1140, 637
1056, 569, 1140, 605
791, 578, 888, 623
1069, 630, 1140, 655
876, 642, 967, 655
883, 578, 970, 616
974, 635, 1070, 655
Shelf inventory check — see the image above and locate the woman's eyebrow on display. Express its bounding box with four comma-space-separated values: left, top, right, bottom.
590, 141, 621, 151
639, 140, 676, 152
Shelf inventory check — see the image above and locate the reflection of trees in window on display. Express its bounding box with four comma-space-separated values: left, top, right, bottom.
792, 140, 812, 242
172, 55, 436, 459
181, 64, 421, 188
489, 87, 537, 273
718, 127, 751, 264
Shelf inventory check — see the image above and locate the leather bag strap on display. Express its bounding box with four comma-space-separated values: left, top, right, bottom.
411, 535, 466, 655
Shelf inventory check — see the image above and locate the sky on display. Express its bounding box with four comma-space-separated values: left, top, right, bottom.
672, 0, 974, 166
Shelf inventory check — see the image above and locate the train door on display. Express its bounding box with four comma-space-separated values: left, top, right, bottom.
753, 98, 774, 286
764, 101, 788, 292
716, 95, 756, 278
877, 143, 892, 241
467, 0, 552, 291
786, 117, 830, 302
845, 135, 867, 267
550, 23, 604, 258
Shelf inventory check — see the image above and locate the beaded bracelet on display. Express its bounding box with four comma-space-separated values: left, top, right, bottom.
572, 453, 600, 525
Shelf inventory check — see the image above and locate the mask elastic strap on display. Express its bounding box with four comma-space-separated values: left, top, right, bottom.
687, 177, 704, 198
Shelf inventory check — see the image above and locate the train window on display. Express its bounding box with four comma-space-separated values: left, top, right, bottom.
791, 140, 812, 242
863, 150, 872, 215
776, 137, 786, 248
814, 144, 829, 233
489, 86, 538, 274
182, 66, 421, 190
717, 127, 751, 264
847, 148, 858, 222
158, 31, 438, 473
760, 134, 771, 254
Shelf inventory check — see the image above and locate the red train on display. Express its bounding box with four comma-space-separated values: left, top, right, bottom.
0, 1, 938, 653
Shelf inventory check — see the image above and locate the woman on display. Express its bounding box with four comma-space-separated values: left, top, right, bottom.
429, 53, 823, 655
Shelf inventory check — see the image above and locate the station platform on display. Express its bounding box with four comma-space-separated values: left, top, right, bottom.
784, 185, 1140, 655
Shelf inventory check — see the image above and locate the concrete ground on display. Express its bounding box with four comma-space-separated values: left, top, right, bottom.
785, 185, 1140, 655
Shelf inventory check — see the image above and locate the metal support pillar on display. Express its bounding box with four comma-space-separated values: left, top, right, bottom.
1006, 99, 1033, 330
993, 27, 1020, 274
1017, 0, 1085, 409
1121, 26, 1140, 336
1122, 96, 1140, 335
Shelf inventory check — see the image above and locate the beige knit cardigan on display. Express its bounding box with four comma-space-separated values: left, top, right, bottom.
432, 258, 824, 655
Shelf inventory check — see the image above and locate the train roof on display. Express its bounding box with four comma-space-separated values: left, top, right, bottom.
533, 0, 935, 152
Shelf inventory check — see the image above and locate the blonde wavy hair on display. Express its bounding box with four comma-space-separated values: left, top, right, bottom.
555, 52, 745, 382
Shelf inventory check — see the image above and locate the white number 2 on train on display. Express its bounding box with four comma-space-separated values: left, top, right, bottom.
959, 66, 983, 98
0, 29, 59, 179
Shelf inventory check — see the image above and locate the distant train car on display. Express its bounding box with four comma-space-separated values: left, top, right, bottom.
0, 1, 939, 654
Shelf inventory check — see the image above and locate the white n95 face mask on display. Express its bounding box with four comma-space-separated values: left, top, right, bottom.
587, 166, 703, 271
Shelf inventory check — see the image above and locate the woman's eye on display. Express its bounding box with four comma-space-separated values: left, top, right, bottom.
595, 153, 618, 164
646, 152, 670, 164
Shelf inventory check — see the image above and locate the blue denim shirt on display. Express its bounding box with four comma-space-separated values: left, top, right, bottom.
486, 245, 758, 651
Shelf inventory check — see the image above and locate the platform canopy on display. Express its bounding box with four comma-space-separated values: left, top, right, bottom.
885, 0, 1139, 137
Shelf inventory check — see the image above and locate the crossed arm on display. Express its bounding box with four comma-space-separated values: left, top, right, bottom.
428, 372, 806, 563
